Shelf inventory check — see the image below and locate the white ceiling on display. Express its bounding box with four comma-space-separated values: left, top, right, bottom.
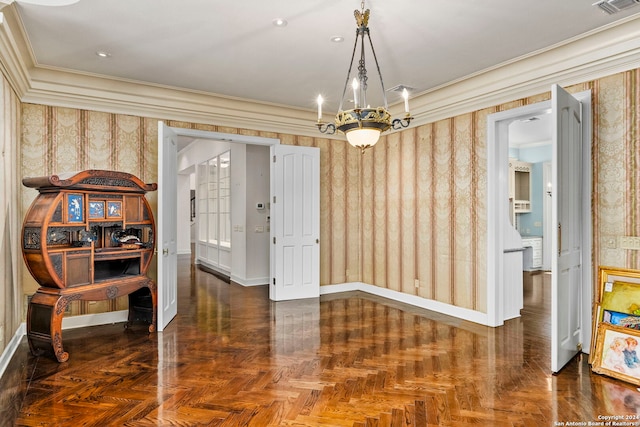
13, 0, 640, 117
509, 112, 553, 147
19, 0, 637, 149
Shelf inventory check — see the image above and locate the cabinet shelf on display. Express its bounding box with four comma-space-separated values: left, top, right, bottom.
509, 160, 532, 223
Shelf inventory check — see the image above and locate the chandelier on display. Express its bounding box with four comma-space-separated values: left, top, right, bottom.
316, 1, 412, 154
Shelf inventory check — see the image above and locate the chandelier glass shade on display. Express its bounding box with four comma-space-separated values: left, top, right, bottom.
316, 2, 412, 153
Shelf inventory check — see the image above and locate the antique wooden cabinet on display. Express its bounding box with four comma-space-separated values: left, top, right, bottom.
22, 170, 157, 362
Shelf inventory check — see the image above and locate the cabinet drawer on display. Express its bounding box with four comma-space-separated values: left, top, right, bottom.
522, 237, 542, 250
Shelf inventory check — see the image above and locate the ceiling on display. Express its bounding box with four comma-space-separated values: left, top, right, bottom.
14, 0, 640, 111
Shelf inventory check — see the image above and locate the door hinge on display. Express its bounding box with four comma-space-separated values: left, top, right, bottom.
273, 155, 276, 163
273, 237, 276, 244
273, 196, 276, 204
273, 277, 276, 285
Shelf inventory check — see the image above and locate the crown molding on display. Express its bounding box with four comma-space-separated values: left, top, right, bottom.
26, 65, 323, 137
0, 5, 32, 99
0, 4, 639, 135
407, 13, 640, 127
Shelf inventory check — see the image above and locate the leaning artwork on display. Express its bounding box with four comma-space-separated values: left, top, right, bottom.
592, 323, 640, 386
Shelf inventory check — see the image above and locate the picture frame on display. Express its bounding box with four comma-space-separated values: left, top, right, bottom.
598, 267, 640, 303
592, 323, 640, 386
67, 194, 84, 223
88, 201, 105, 219
590, 266, 640, 363
106, 201, 122, 219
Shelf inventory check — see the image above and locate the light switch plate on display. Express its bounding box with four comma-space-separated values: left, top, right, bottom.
620, 236, 640, 250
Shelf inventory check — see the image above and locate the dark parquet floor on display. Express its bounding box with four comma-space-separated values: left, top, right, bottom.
1, 260, 640, 426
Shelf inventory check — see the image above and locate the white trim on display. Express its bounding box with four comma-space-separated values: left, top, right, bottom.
230, 275, 269, 287
485, 90, 593, 334
60, 310, 128, 330
197, 259, 230, 277
321, 282, 488, 326
0, 322, 25, 380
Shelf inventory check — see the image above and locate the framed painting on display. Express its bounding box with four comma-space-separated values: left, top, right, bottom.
592, 323, 640, 386
590, 266, 640, 363
598, 267, 640, 304
89, 201, 105, 219
67, 194, 84, 223
106, 201, 122, 219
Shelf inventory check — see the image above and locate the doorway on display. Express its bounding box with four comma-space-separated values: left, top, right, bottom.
175, 130, 278, 285
158, 124, 322, 329
486, 88, 593, 371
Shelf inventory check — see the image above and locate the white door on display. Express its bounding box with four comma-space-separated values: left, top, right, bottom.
157, 122, 178, 331
551, 84, 583, 373
270, 145, 320, 301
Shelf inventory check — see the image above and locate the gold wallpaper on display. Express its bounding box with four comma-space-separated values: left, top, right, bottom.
16, 68, 640, 319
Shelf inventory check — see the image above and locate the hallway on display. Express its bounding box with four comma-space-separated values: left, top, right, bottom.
1, 262, 638, 426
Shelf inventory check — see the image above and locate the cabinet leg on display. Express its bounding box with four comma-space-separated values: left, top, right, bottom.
50, 295, 73, 362
27, 291, 71, 362
51, 331, 69, 363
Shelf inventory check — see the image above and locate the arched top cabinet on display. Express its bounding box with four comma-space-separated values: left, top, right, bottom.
22, 170, 157, 289
21, 170, 158, 362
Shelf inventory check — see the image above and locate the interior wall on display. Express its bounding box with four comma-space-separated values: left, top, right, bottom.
244, 145, 270, 283
177, 172, 192, 254
0, 76, 21, 357
14, 67, 640, 321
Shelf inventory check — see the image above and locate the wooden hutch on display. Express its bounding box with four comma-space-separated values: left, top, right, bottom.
22, 170, 157, 362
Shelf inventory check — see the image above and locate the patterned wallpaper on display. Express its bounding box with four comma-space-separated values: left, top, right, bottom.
17, 68, 640, 318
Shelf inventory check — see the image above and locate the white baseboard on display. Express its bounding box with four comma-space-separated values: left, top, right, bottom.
197, 260, 230, 277
0, 323, 26, 380
230, 275, 269, 287
61, 310, 129, 330
321, 282, 489, 326
0, 310, 129, 379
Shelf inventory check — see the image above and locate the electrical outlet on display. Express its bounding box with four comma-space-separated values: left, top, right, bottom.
620, 236, 640, 250
414, 279, 420, 288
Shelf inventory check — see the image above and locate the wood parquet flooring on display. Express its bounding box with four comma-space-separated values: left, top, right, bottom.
2, 264, 640, 426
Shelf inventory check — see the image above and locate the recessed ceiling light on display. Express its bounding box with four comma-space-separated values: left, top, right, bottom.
272, 18, 288, 27
17, 0, 79, 5
520, 117, 541, 123
330, 36, 344, 43
96, 50, 111, 58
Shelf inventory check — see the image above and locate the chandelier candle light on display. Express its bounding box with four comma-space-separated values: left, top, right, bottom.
316, 1, 413, 154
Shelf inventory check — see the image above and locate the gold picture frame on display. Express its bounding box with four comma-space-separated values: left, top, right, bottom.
590, 266, 640, 363
592, 323, 640, 386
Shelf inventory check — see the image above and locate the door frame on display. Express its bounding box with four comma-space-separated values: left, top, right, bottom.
158, 126, 279, 306
486, 90, 592, 350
